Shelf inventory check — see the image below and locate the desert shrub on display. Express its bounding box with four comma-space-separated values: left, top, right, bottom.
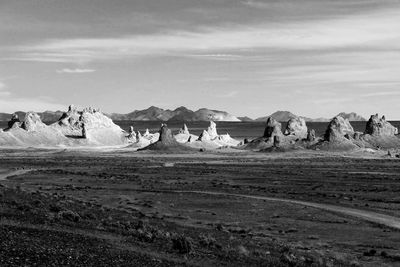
49, 204, 62, 213
57, 210, 81, 222
172, 234, 193, 254
237, 245, 249, 257
17, 203, 32, 212
199, 233, 218, 248
363, 249, 377, 256
136, 229, 155, 242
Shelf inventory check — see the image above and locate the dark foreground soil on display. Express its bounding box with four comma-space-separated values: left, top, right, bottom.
1, 149, 400, 266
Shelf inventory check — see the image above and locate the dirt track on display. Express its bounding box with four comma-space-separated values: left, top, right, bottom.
173, 190, 400, 230
0, 169, 34, 181
1, 153, 400, 266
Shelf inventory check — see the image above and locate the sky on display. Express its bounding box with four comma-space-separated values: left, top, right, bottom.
1, 0, 400, 119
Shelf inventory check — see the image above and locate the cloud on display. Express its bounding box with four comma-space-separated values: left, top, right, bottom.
0, 96, 65, 113
361, 91, 400, 97
0, 79, 64, 112
217, 91, 238, 98
241, 0, 270, 8
9, 7, 400, 63
0, 81, 11, 97
56, 68, 96, 73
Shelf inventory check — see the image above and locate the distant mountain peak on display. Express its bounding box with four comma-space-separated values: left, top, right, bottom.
256, 111, 303, 122
336, 112, 366, 121
105, 106, 240, 122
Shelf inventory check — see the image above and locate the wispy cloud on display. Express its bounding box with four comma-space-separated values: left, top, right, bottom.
8, 7, 400, 63
56, 68, 96, 74
217, 91, 239, 98
0, 81, 11, 97
361, 91, 400, 97
241, 0, 270, 9
0, 96, 64, 113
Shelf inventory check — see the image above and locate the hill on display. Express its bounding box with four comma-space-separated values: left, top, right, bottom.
107, 106, 241, 122
256, 111, 312, 122
336, 112, 366, 121
0, 111, 64, 122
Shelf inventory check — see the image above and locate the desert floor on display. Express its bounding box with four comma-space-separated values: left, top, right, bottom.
1, 148, 400, 266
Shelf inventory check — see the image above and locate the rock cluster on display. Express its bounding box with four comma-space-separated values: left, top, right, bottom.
263, 118, 283, 139
324, 116, 354, 142
127, 126, 136, 142
365, 114, 398, 136
307, 129, 316, 142
5, 112, 46, 132
7, 114, 21, 129
179, 124, 190, 135
284, 117, 307, 138
158, 124, 177, 146
140, 124, 190, 151
198, 130, 211, 142
207, 121, 218, 138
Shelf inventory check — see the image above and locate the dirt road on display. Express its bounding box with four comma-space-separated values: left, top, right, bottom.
0, 169, 34, 181
175, 190, 400, 230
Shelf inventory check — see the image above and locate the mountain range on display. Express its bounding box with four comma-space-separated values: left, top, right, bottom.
254, 111, 366, 122
107, 106, 241, 121
0, 107, 368, 122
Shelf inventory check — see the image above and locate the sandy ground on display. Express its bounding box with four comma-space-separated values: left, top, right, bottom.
1, 148, 400, 266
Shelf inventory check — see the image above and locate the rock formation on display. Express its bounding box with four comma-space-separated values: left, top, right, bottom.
7, 114, 21, 130
139, 124, 191, 151
284, 117, 307, 138
273, 136, 281, 148
324, 116, 354, 142
186, 122, 239, 149
307, 129, 316, 142
179, 124, 190, 135
82, 123, 87, 139
263, 117, 283, 139
198, 130, 211, 142
51, 105, 126, 145
21, 112, 47, 132
365, 114, 398, 136
158, 124, 176, 146
126, 126, 136, 142
175, 124, 198, 144
206, 121, 218, 138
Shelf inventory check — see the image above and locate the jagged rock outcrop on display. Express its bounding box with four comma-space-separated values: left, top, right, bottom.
273, 136, 281, 148
51, 105, 126, 145
284, 117, 307, 138
179, 124, 189, 135
365, 114, 398, 136
207, 121, 218, 138
183, 121, 239, 149
198, 130, 211, 141
7, 114, 21, 130
158, 124, 176, 145
126, 126, 136, 142
0, 111, 73, 147
263, 117, 283, 139
324, 116, 354, 142
307, 129, 316, 142
5, 112, 47, 132
20, 112, 47, 132
175, 124, 198, 143
139, 124, 191, 151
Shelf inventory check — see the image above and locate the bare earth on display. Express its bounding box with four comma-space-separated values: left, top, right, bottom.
1, 149, 400, 266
